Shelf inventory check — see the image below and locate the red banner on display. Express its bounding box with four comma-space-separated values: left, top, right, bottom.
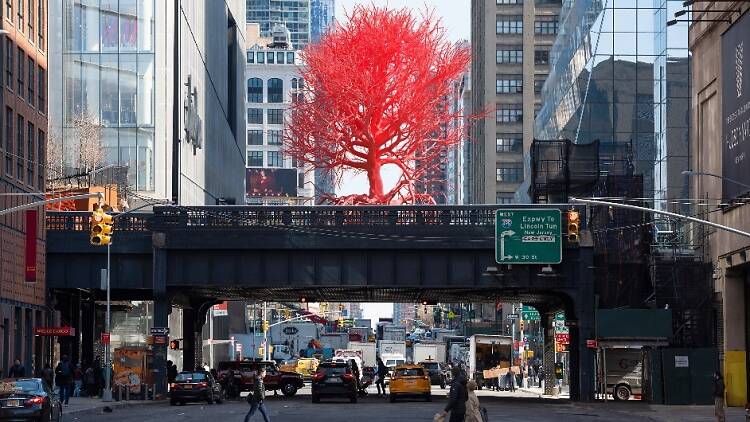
35, 327, 75, 337
555, 333, 570, 344
25, 210, 37, 282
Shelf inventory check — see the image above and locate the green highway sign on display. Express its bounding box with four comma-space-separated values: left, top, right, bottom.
522, 305, 540, 321
495, 209, 562, 264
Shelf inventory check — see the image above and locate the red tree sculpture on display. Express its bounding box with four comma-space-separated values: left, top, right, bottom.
284, 5, 472, 204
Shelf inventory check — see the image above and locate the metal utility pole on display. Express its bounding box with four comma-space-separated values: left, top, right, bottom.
102, 243, 112, 401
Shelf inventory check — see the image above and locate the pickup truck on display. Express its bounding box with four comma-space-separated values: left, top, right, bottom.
217, 360, 305, 397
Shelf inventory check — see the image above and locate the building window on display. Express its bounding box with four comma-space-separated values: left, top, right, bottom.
5, 39, 11, 89
535, 16, 558, 35
267, 78, 283, 103
267, 51, 274, 64
27, 0, 33, 39
247, 150, 263, 167
247, 129, 263, 146
268, 109, 284, 125
16, 115, 23, 179
534, 50, 550, 65
496, 193, 515, 204
17, 0, 23, 29
496, 162, 523, 183
496, 136, 522, 153
37, 129, 43, 189
27, 56, 33, 104
277, 52, 284, 64
247, 78, 263, 103
247, 51, 254, 63
247, 108, 263, 124
256, 52, 265, 64
536, 0, 561, 4
496, 75, 523, 94
496, 105, 523, 123
37, 65, 44, 111
27, 122, 33, 184
287, 52, 294, 64
496, 16, 523, 34
497, 0, 522, 3
5, 0, 10, 21
4, 107, 11, 175
534, 76, 547, 94
268, 130, 283, 145
267, 151, 283, 167
496, 46, 523, 64
17, 47, 23, 95
37, 0, 43, 47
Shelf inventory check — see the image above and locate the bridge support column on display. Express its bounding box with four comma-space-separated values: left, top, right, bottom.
570, 241, 596, 402
181, 308, 196, 372
152, 246, 170, 398
544, 312, 556, 396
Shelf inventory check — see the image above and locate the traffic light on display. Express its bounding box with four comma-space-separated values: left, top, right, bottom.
338, 304, 345, 312
262, 320, 269, 333
421, 300, 437, 306
169, 340, 180, 350
567, 209, 580, 243
519, 320, 525, 331
90, 203, 114, 246
338, 316, 344, 327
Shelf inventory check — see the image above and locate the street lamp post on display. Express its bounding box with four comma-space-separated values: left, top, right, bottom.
102, 242, 112, 402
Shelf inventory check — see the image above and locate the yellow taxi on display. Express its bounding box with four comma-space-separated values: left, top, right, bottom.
296, 358, 319, 379
388, 364, 431, 402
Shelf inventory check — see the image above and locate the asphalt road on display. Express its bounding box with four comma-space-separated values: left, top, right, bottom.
68, 386, 666, 422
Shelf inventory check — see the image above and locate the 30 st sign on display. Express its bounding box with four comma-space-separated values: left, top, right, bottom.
495, 209, 562, 264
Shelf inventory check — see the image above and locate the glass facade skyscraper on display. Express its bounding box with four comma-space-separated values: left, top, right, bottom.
310, 0, 334, 44
57, 0, 156, 191
247, 0, 311, 49
534, 0, 690, 209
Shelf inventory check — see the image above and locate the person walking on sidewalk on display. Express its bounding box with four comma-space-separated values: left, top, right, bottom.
464, 380, 483, 422
42, 364, 54, 390
55, 355, 73, 406
439, 366, 468, 422
8, 359, 25, 378
713, 371, 725, 422
73, 364, 83, 397
84, 366, 97, 397
375, 357, 388, 398
244, 368, 271, 422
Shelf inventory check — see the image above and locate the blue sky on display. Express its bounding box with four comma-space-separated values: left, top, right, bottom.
332, 1, 470, 322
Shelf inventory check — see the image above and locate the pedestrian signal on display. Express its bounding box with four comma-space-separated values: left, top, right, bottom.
567, 209, 580, 243
169, 340, 180, 350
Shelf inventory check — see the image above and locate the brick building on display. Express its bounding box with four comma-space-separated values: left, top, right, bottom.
0, 0, 50, 376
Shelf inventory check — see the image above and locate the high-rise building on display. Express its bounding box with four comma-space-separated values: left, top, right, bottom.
247, 0, 311, 50
0, 0, 51, 375
310, 0, 334, 44
245, 24, 314, 205
49, 0, 247, 206
469, 0, 562, 205
393, 303, 417, 330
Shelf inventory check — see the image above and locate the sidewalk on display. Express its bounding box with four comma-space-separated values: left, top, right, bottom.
63, 396, 164, 418
572, 401, 747, 422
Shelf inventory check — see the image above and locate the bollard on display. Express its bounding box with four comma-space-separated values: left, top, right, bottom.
118, 386, 123, 401
125, 386, 130, 401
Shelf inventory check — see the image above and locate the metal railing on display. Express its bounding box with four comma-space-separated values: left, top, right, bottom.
47, 205, 569, 231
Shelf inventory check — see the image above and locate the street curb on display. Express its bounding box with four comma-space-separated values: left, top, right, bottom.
65, 399, 165, 417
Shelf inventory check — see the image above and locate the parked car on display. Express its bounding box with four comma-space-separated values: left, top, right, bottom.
388, 364, 431, 403
217, 360, 304, 397
419, 360, 447, 389
169, 371, 223, 406
311, 361, 358, 403
0, 378, 62, 421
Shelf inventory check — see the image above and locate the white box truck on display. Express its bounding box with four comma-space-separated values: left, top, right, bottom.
468, 335, 513, 385
382, 325, 406, 342
378, 340, 407, 368
347, 341, 377, 367
413, 342, 447, 364
319, 333, 350, 350
269, 322, 321, 357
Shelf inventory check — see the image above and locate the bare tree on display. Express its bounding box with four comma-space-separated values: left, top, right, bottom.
71, 113, 104, 176
46, 113, 105, 189
46, 128, 65, 187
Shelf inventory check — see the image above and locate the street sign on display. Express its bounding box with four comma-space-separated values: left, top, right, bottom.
150, 327, 169, 335
564, 320, 578, 327
555, 333, 570, 344
495, 209, 562, 264
153, 335, 168, 345
506, 313, 519, 320
586, 339, 597, 349
522, 310, 540, 321
35, 327, 75, 337
102, 333, 110, 345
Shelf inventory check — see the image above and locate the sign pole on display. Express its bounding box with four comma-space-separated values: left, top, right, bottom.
102, 243, 112, 402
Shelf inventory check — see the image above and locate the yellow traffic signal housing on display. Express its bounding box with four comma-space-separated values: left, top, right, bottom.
567, 209, 580, 243
262, 320, 269, 333
519, 320, 525, 331
90, 205, 114, 246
